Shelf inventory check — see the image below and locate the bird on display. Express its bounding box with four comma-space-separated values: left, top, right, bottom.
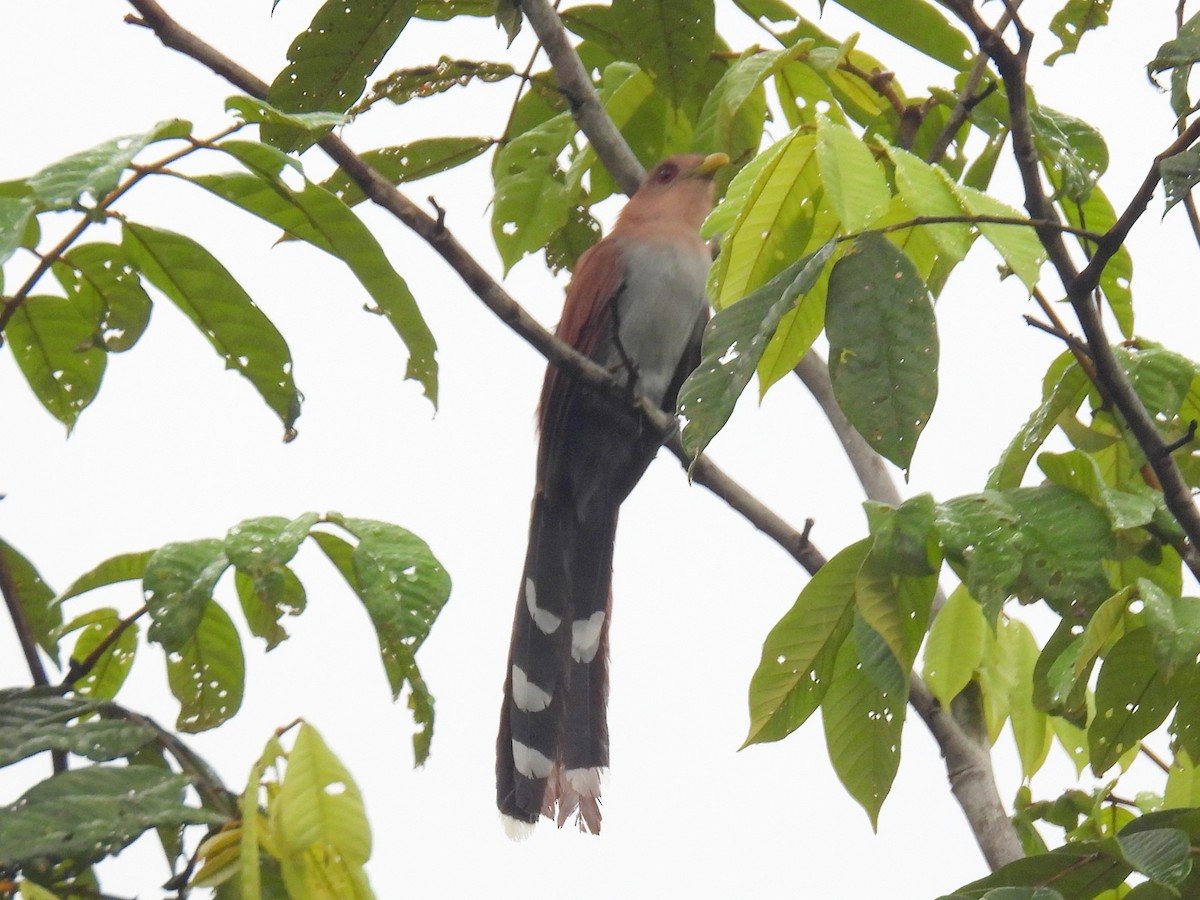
496, 152, 729, 836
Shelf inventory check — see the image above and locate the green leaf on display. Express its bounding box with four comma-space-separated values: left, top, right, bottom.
1051, 174, 1132, 336
1117, 828, 1192, 885
314, 519, 450, 764
865, 494, 940, 577
1007, 619, 1052, 779
955, 844, 1127, 897
59, 608, 139, 701
166, 600, 245, 732
606, 0, 715, 108
922, 585, 986, 708
694, 45, 808, 160
0, 540, 61, 663
144, 539, 230, 652
207, 142, 439, 406
25, 120, 191, 211
57, 550, 155, 604
953, 183, 1045, 290
276, 724, 371, 864
816, 116, 891, 232
1072, 586, 1135, 681
1046, 0, 1113, 64
0, 765, 224, 875
937, 487, 1115, 621
1161, 145, 1200, 214
855, 546, 936, 675
263, 0, 417, 152
886, 146, 974, 262
58, 243, 154, 353
743, 539, 868, 747
989, 352, 1089, 490
826, 231, 938, 474
1139, 579, 1200, 673
0, 196, 34, 266
677, 242, 836, 460
1038, 451, 1157, 531
822, 626, 905, 829
828, 0, 973, 70
1165, 750, 1200, 809
121, 221, 303, 436
1089, 628, 1182, 776
1031, 106, 1107, 203
225, 95, 349, 133
6, 295, 107, 432
1032, 620, 1089, 726
225, 514, 318, 649
356, 58, 514, 111
0, 714, 155, 768
320, 137, 493, 208
490, 114, 576, 272
708, 129, 831, 311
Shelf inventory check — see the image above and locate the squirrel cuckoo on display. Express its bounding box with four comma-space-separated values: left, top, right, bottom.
497, 152, 728, 836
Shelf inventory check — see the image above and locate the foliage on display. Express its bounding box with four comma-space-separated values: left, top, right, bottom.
5, 0, 1200, 896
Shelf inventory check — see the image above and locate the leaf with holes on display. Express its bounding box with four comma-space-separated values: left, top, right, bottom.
743, 539, 868, 747
274, 724, 373, 896
121, 222, 302, 435
0, 712, 155, 768
1162, 145, 1200, 214
822, 628, 905, 830
263, 0, 417, 152
1046, 0, 1113, 64
320, 137, 493, 208
6, 295, 107, 432
225, 514, 318, 650
827, 231, 938, 474
313, 518, 450, 764
357, 58, 513, 112
59, 608, 140, 701
55, 242, 153, 353
0, 764, 224, 875
1089, 628, 1183, 776
1139, 579, 1200, 674
143, 539, 231, 652
678, 241, 835, 461
166, 599, 245, 733
605, 0, 714, 109
204, 143, 439, 405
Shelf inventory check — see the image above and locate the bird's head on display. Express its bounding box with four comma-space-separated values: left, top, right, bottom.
616, 152, 730, 237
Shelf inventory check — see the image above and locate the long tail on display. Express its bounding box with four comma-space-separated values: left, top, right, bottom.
497, 493, 617, 835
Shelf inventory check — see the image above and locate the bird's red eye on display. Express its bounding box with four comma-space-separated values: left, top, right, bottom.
653, 162, 678, 183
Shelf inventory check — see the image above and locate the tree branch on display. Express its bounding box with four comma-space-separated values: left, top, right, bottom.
942, 0, 1200, 582
517, 0, 646, 196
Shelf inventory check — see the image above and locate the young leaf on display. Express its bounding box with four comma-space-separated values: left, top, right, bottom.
0, 540, 61, 663
166, 600, 245, 733
922, 585, 986, 708
1007, 619, 1052, 780
225, 95, 349, 133
989, 352, 1089, 490
6, 295, 107, 432
0, 764, 224, 874
59, 608, 140, 701
1089, 628, 1182, 776
25, 119, 191, 211
743, 539, 868, 747
816, 116, 891, 232
121, 222, 303, 436
886, 146, 974, 262
263, 0, 417, 152
821, 629, 905, 830
205, 143, 439, 405
952, 182, 1045, 291
677, 241, 836, 460
826, 231, 938, 474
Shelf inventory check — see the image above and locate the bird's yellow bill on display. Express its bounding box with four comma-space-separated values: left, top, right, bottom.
694, 152, 731, 175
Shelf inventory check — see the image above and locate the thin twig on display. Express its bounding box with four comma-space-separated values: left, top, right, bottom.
61, 605, 147, 688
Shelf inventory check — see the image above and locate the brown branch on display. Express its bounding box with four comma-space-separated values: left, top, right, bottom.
939, 0, 1200, 584
517, 0, 645, 196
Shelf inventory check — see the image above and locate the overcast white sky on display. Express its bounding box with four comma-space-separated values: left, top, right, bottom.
3, 2, 1199, 897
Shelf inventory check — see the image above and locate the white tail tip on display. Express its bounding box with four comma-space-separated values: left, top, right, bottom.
501, 814, 536, 842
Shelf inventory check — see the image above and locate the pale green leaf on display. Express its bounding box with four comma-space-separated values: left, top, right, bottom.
922, 585, 986, 708
816, 116, 890, 231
